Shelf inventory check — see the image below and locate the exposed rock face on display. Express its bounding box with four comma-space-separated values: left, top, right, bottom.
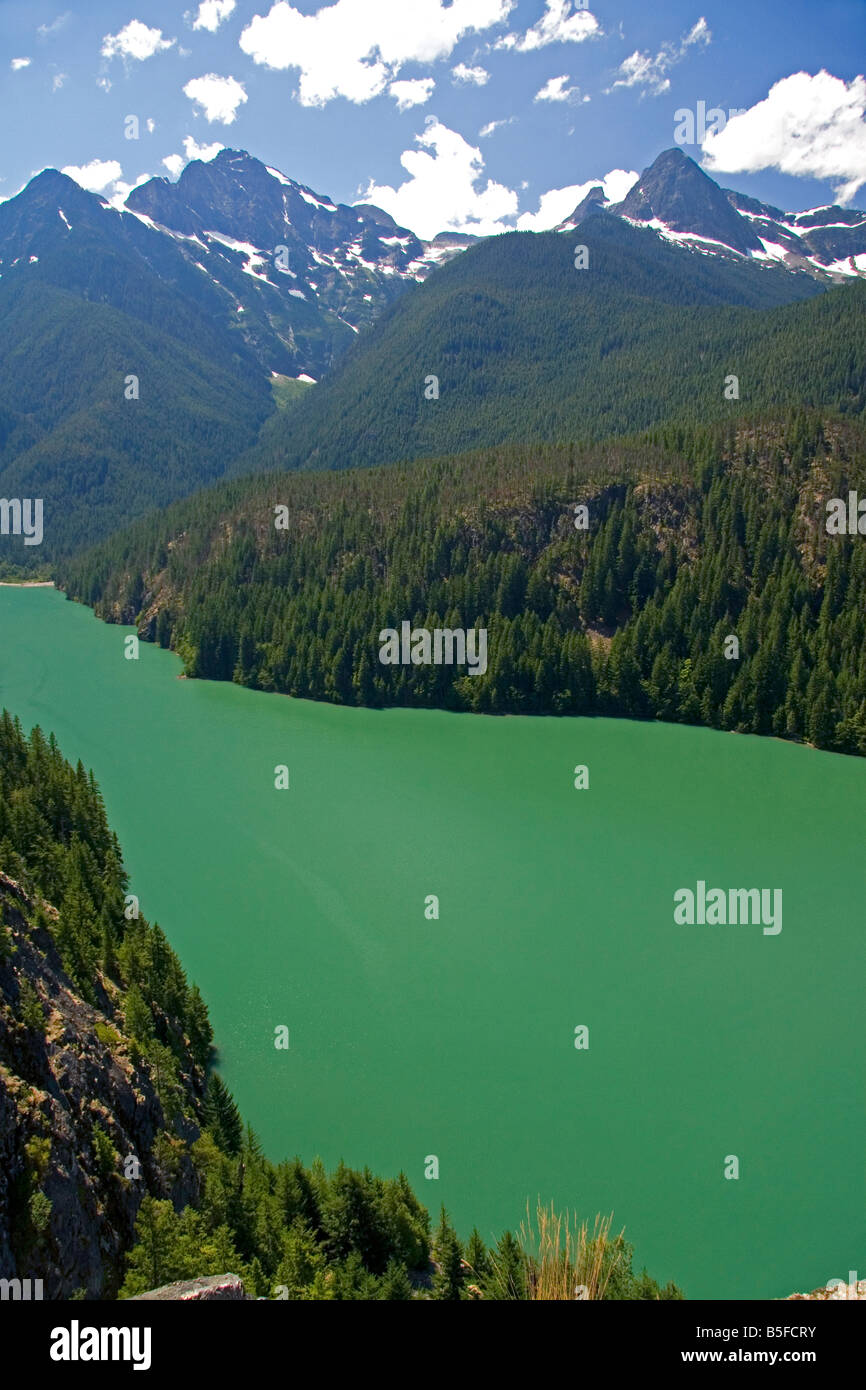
557, 149, 866, 279
129, 1273, 248, 1301
0, 151, 472, 394
122, 149, 472, 369
0, 874, 201, 1299
557, 185, 608, 230
609, 149, 764, 256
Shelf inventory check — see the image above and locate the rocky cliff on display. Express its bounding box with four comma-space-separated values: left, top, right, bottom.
0, 872, 201, 1299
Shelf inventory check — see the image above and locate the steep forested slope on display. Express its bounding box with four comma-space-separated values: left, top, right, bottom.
0, 170, 281, 565
60, 412, 866, 756
0, 713, 211, 1296
231, 219, 864, 479
0, 276, 272, 564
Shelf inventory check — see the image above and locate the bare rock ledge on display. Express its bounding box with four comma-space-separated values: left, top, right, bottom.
129, 1274, 249, 1301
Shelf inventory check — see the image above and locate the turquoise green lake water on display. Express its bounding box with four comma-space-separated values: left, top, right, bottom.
1, 585, 863, 1299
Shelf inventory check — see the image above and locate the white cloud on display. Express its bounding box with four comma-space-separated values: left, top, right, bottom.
185, 135, 224, 160
390, 78, 435, 110
191, 1, 237, 31
516, 167, 638, 230
183, 73, 248, 123
239, 0, 514, 107
61, 158, 124, 193
147, 118, 156, 133
607, 15, 710, 97
361, 116, 518, 236
596, 167, 638, 201
702, 70, 866, 205
109, 172, 152, 209
102, 21, 176, 62
11, 58, 31, 71
453, 62, 489, 85
479, 116, 514, 137
535, 74, 579, 103
97, 76, 112, 92
38, 14, 71, 37
497, 0, 600, 52
52, 73, 67, 91
163, 136, 225, 179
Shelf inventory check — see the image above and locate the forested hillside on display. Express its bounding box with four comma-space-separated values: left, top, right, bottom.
0, 712, 681, 1300
59, 412, 866, 757
0, 276, 272, 567
0, 711, 210, 1295
0, 168, 280, 566
231, 218, 864, 479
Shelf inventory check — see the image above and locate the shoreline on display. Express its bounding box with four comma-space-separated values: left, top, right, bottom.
0, 581, 55, 588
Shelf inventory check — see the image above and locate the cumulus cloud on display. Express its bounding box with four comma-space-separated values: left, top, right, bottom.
186, 135, 224, 160
11, 58, 31, 71
607, 16, 710, 97
238, 0, 514, 107
702, 69, 866, 205
183, 73, 248, 123
497, 0, 600, 52
102, 20, 176, 62
163, 135, 225, 178
390, 78, 435, 110
516, 167, 638, 231
61, 158, 124, 193
191, 1, 237, 31
535, 74, 579, 103
109, 172, 152, 209
453, 62, 489, 85
361, 116, 518, 236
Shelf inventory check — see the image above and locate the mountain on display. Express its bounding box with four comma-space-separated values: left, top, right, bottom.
0, 151, 469, 565
0, 169, 275, 562
124, 148, 472, 376
226, 215, 864, 479
2, 144, 864, 567
611, 148, 764, 256
558, 149, 866, 279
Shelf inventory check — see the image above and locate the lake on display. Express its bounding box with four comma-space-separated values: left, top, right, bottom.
1, 584, 863, 1299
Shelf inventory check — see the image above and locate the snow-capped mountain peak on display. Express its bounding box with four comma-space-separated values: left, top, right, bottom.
556, 149, 866, 281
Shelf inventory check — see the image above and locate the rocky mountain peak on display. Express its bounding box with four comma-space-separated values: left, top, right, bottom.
608, 148, 764, 255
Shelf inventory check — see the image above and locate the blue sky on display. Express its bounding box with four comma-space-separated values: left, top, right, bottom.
1, 0, 864, 236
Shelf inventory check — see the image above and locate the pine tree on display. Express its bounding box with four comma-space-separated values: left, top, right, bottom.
432, 1207, 465, 1301
485, 1230, 526, 1300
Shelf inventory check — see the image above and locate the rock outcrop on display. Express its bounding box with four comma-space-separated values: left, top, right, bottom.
129, 1273, 249, 1301
0, 873, 201, 1299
